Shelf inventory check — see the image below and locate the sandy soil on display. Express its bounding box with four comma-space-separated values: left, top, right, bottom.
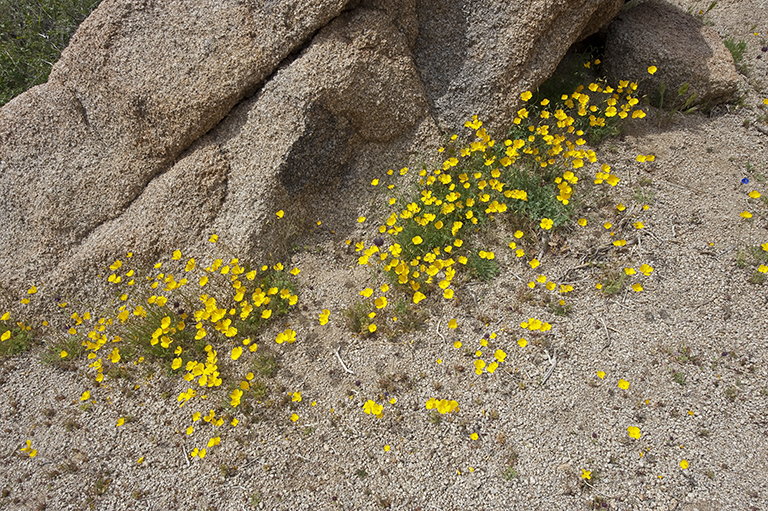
1, 1, 768, 510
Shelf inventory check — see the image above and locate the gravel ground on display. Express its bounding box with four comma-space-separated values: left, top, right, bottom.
2, 3, 768, 511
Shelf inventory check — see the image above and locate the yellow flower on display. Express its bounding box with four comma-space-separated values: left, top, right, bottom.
80, 390, 90, 401
597, 371, 605, 379
448, 319, 458, 329
374, 296, 387, 309
413, 292, 426, 304
363, 400, 383, 418
276, 210, 284, 218
577, 218, 587, 227
291, 413, 299, 422
521, 90, 533, 101
631, 283, 643, 292
517, 338, 527, 348
627, 426, 642, 439
679, 459, 689, 469
470, 433, 479, 441
412, 236, 423, 245
357, 216, 366, 223
647, 65, 657, 75
639, 263, 654, 276
360, 287, 373, 298
529, 259, 540, 269
618, 379, 630, 390
319, 309, 330, 325
740, 211, 752, 218
581, 469, 591, 480
540, 218, 553, 230
231, 346, 243, 361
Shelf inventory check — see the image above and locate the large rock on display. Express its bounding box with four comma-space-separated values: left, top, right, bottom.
602, 0, 739, 110
415, 0, 624, 129
0, 0, 623, 312
0, 0, 350, 296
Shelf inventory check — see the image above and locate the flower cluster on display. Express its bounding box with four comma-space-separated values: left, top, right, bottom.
425, 398, 459, 414
354, 75, 643, 308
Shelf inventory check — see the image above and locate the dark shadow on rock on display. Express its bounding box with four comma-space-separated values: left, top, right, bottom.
414, 0, 467, 122
277, 102, 353, 195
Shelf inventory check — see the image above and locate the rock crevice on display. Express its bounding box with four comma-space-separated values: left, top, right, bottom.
0, 0, 625, 310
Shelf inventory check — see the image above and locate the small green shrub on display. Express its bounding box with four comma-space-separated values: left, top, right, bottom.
0, 319, 36, 359
0, 0, 102, 106
723, 36, 748, 74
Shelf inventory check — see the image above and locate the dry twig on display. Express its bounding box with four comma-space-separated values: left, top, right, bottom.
540, 348, 557, 386
599, 318, 611, 351
334, 346, 354, 375
435, 319, 446, 343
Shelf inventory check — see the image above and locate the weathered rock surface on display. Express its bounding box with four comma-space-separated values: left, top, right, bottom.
0, 0, 351, 298
602, 0, 739, 109
0, 0, 624, 311
415, 0, 624, 129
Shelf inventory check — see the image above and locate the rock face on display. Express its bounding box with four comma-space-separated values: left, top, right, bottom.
0, 0, 623, 309
602, 1, 739, 110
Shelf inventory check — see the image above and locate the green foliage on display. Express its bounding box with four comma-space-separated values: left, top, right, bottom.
599, 269, 626, 296
0, 320, 36, 359
467, 252, 500, 281
0, 0, 102, 106
342, 299, 374, 335
723, 36, 748, 74
653, 81, 698, 113
250, 353, 278, 379
502, 467, 519, 480
41, 334, 85, 368
748, 271, 766, 285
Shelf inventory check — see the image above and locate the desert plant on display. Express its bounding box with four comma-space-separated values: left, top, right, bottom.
0, 0, 102, 106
